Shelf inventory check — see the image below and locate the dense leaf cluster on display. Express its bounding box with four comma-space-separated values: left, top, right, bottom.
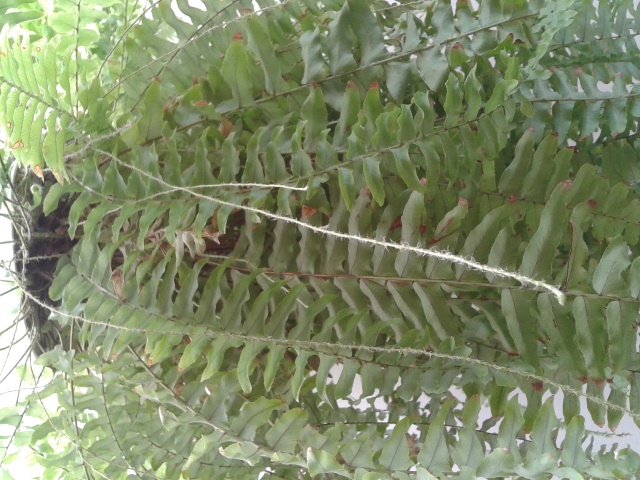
1, 0, 640, 479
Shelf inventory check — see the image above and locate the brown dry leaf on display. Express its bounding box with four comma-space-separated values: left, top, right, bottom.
173, 380, 184, 396
202, 227, 221, 244
301, 205, 318, 217
406, 434, 420, 457
110, 269, 124, 299
219, 116, 233, 138
52, 170, 64, 184
33, 165, 44, 179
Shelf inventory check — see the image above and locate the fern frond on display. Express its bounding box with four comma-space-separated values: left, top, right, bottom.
0, 38, 75, 174
5, 1, 640, 479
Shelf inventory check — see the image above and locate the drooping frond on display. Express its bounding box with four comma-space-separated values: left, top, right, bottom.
0, 37, 74, 175
1, 1, 639, 479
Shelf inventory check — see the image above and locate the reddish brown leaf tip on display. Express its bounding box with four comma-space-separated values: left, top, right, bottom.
560, 179, 573, 190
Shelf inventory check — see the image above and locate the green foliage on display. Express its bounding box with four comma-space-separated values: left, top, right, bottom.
1, 0, 640, 479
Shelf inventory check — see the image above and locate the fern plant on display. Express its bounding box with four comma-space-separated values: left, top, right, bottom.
1, 0, 640, 479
